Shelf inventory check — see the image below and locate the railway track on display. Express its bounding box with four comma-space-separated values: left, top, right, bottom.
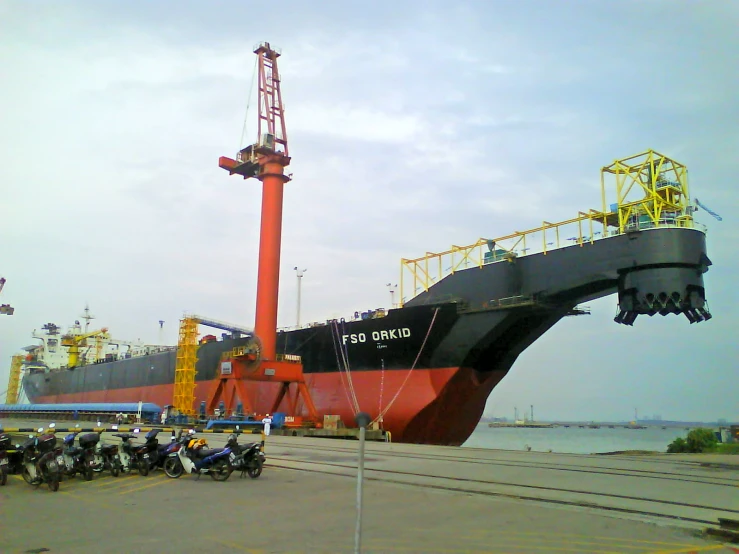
258, 439, 738, 528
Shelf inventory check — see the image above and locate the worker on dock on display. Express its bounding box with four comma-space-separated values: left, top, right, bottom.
262, 414, 272, 436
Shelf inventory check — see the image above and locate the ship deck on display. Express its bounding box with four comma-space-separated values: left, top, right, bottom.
1, 418, 737, 553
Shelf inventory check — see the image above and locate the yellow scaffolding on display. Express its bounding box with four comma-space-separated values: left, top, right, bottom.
400, 149, 696, 304
173, 317, 199, 416
601, 149, 691, 233
5, 354, 24, 405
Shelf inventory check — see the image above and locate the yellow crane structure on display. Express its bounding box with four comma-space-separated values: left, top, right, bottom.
5, 354, 24, 404
173, 314, 254, 417
61, 328, 110, 368
174, 317, 199, 416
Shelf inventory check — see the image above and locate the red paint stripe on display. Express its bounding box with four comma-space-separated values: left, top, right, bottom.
30, 366, 504, 445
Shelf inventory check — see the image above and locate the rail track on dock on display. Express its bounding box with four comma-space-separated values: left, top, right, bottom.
268, 440, 739, 488
264, 440, 739, 527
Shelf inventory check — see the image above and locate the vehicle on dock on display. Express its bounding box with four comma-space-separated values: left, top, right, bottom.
21, 425, 62, 492
0, 430, 11, 485
226, 432, 265, 479
60, 430, 100, 481
112, 430, 152, 476
164, 432, 233, 481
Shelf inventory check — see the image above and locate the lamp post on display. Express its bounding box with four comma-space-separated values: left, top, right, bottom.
386, 283, 397, 308
354, 411, 371, 554
294, 267, 307, 327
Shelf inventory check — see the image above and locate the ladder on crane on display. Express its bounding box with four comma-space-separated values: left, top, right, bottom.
172, 314, 254, 417
5, 355, 24, 404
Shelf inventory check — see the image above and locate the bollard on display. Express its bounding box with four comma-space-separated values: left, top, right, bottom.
354, 412, 371, 554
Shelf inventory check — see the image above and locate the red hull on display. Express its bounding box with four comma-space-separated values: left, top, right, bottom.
30, 367, 505, 445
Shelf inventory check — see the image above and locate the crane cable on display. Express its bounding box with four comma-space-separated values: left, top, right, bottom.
329, 320, 360, 415
372, 307, 440, 425
239, 55, 259, 150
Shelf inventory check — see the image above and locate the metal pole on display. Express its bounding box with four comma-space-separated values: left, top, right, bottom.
354, 412, 370, 554
294, 267, 306, 327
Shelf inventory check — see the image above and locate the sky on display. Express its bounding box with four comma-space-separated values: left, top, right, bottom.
1, 0, 737, 422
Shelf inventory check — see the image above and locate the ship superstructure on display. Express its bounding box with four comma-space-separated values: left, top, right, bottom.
22, 318, 173, 375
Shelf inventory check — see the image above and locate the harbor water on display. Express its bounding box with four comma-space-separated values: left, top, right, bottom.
463, 424, 692, 454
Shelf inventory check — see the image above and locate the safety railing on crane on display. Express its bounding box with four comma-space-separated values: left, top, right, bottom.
399, 149, 703, 304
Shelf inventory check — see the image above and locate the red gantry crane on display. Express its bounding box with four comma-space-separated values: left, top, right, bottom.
210, 42, 318, 422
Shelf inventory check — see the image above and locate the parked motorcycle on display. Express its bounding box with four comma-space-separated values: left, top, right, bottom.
21, 425, 62, 492
112, 430, 151, 476
95, 440, 123, 477
226, 433, 265, 479
0, 430, 11, 485
60, 431, 100, 481
164, 432, 233, 481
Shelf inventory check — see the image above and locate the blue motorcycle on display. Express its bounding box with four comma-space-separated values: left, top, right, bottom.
164, 433, 233, 481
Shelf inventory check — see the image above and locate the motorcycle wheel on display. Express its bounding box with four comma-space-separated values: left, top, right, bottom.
0, 466, 7, 486
163, 458, 183, 479
247, 458, 263, 479
209, 459, 232, 482
110, 460, 120, 477
48, 474, 59, 492
137, 459, 149, 477
84, 465, 93, 481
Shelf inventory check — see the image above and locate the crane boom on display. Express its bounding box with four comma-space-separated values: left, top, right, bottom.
0, 277, 14, 315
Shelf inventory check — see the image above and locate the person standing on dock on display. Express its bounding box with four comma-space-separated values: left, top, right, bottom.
262, 414, 272, 436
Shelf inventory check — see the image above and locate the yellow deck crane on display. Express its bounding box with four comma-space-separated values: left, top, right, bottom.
0, 277, 14, 315
60, 328, 110, 368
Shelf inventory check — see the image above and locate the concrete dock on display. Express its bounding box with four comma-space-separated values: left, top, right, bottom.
1, 418, 738, 553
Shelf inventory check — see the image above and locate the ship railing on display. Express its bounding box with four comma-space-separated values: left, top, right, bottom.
400, 212, 706, 303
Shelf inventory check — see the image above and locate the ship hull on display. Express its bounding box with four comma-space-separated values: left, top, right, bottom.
25, 366, 502, 445
22, 228, 712, 446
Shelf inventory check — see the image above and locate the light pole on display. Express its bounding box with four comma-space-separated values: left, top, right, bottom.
386, 283, 397, 308
294, 267, 307, 327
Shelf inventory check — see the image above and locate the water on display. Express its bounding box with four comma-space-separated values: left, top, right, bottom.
462, 424, 692, 454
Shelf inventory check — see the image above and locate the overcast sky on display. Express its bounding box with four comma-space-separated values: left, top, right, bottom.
1, 1, 737, 422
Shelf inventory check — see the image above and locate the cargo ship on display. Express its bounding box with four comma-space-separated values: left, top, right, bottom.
17, 151, 714, 446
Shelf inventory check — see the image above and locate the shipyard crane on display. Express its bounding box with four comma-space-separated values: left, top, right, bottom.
61, 327, 110, 368
172, 314, 254, 416
0, 277, 14, 315
214, 42, 318, 422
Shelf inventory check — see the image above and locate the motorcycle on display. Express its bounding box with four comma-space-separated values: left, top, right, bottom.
112, 429, 151, 476
149, 430, 181, 472
0, 430, 11, 485
21, 425, 62, 492
164, 432, 233, 481
61, 431, 100, 481
95, 440, 123, 477
226, 433, 265, 479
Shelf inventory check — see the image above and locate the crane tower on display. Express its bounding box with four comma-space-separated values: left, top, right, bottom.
213, 43, 317, 421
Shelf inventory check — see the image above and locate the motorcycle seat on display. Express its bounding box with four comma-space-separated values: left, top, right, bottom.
65, 446, 82, 456
194, 448, 223, 459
